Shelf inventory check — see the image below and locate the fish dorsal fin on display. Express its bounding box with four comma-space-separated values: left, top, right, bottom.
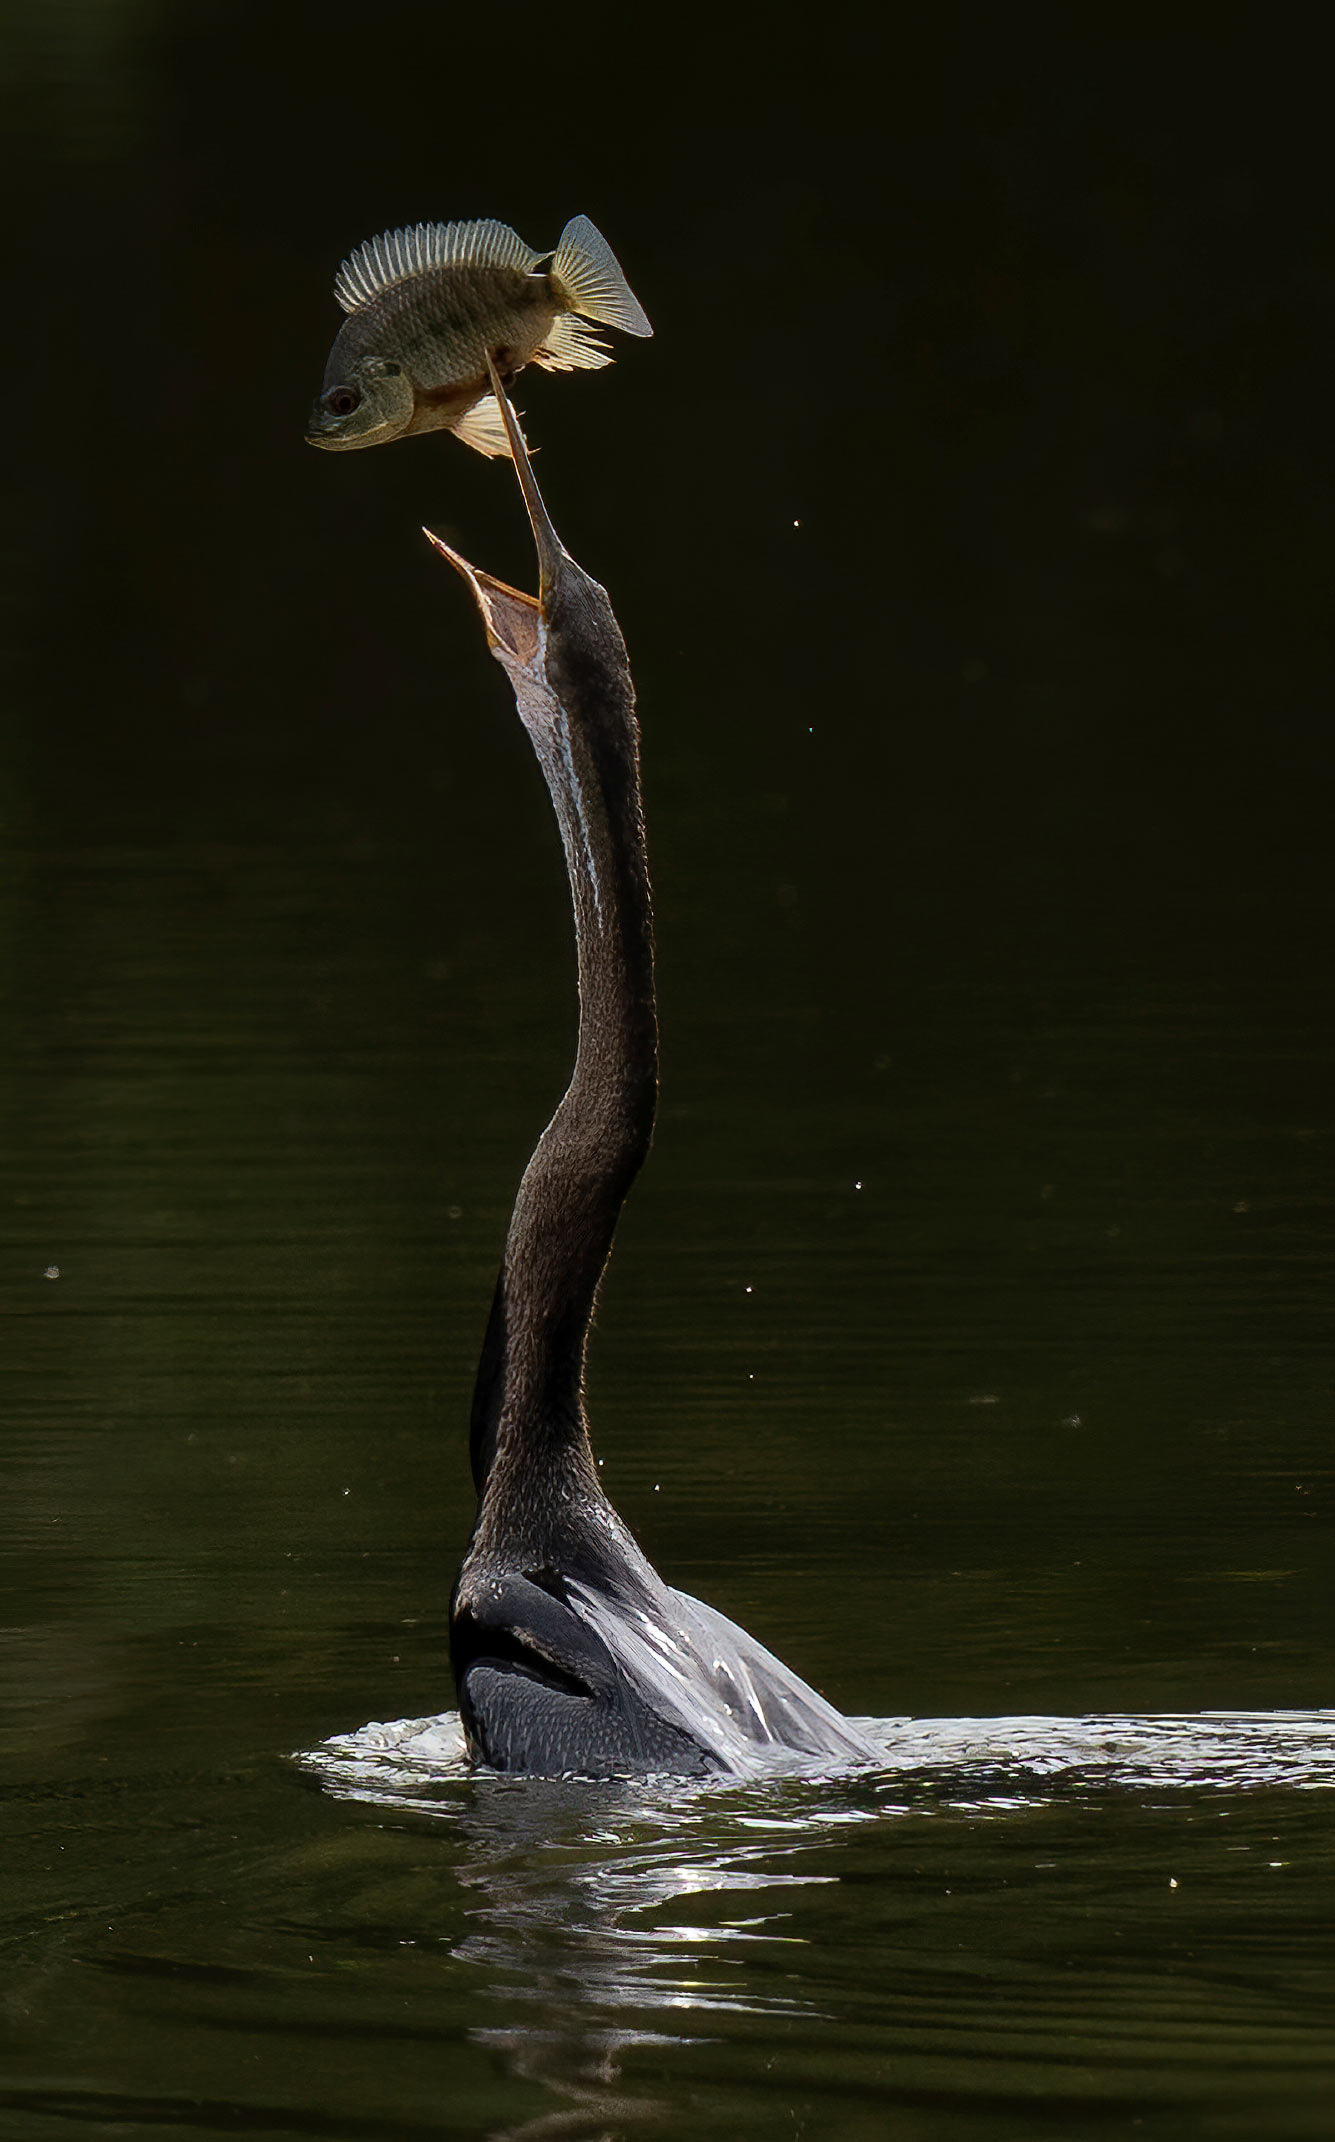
452, 393, 517, 460
334, 218, 542, 314
533, 313, 614, 372
550, 214, 653, 337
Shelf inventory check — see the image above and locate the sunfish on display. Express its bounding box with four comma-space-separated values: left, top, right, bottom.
305, 215, 651, 459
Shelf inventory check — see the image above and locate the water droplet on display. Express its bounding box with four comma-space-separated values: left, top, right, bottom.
43, 1265, 59, 1280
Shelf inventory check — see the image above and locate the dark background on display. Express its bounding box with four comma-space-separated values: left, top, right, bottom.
2, 9, 1334, 2133
2, 0, 1332, 1722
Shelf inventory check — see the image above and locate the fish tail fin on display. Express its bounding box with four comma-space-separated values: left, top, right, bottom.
550, 216, 653, 337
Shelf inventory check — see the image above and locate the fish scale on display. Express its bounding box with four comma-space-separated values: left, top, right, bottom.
306, 213, 652, 462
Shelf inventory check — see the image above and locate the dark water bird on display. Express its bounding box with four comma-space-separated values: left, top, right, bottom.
426, 363, 879, 1779
306, 215, 651, 459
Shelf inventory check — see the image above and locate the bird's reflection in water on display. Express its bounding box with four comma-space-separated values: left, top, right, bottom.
302, 1706, 1335, 2137
308, 1718, 875, 2136
444, 1772, 849, 2141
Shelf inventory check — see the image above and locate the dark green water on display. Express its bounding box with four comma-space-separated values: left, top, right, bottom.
3, 7, 1334, 2135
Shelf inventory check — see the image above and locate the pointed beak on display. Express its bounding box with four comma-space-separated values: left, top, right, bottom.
422, 531, 543, 668
484, 353, 566, 604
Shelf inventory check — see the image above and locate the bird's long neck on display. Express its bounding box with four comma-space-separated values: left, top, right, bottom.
469, 569, 656, 1526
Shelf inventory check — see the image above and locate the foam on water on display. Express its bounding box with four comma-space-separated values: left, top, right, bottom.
299, 1707, 1335, 1815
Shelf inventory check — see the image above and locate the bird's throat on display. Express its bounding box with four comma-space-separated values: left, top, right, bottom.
454, 551, 656, 1548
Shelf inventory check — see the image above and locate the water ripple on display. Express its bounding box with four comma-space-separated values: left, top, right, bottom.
301, 1704, 1335, 1813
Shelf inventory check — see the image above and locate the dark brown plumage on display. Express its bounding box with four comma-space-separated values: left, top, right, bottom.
429, 366, 878, 1778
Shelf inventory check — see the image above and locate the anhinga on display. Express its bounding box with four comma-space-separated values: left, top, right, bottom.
428, 363, 878, 1777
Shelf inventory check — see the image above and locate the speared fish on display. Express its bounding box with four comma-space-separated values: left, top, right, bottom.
305, 215, 651, 459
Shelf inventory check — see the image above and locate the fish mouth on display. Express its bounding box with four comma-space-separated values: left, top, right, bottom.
306, 409, 358, 449
305, 412, 397, 451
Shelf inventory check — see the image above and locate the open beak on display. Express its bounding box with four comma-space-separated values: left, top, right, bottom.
423, 353, 571, 651
422, 532, 541, 668
483, 354, 566, 604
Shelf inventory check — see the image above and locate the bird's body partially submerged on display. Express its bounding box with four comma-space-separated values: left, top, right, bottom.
429, 369, 878, 1779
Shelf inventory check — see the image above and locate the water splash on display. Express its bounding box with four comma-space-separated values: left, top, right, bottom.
299, 1706, 1335, 1815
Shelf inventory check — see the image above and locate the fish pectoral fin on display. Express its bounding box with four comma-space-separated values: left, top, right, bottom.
550, 215, 653, 337
533, 314, 614, 372
451, 393, 518, 459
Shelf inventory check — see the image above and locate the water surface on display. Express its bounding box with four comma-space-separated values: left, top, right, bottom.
3, 8, 1335, 2137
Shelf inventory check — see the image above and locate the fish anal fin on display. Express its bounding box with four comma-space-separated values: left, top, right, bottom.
451, 393, 517, 459
550, 215, 653, 338
533, 314, 614, 372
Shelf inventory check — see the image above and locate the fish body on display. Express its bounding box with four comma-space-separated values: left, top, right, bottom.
306, 216, 651, 459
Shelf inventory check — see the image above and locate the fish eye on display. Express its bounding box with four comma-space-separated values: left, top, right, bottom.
323, 386, 361, 417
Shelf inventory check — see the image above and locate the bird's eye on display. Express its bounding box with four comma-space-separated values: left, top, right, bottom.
323, 386, 361, 417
